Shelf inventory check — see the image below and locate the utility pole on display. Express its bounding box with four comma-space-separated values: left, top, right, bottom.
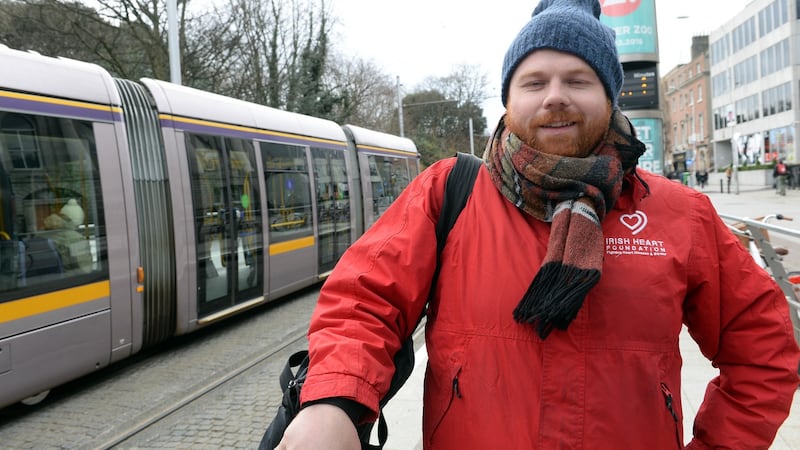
397, 76, 404, 137
167, 0, 181, 84
469, 117, 475, 155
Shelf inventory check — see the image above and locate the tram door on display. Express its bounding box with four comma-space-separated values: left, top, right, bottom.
312, 148, 351, 273
186, 134, 263, 318
261, 142, 315, 293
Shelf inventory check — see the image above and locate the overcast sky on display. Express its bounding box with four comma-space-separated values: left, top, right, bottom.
329, 0, 753, 131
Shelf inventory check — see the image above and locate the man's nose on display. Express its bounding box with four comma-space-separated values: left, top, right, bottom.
542, 80, 570, 108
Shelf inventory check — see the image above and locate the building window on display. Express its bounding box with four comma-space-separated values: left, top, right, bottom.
762, 82, 792, 117
698, 113, 704, 141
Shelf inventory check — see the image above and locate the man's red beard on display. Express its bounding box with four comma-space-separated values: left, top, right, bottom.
506, 103, 612, 158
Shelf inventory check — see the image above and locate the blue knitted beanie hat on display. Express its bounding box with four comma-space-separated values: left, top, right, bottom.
501, 0, 623, 106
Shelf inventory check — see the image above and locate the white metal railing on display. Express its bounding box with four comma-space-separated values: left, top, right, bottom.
720, 213, 800, 345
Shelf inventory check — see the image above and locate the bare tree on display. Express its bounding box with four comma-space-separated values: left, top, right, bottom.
419, 64, 489, 107
175, 4, 242, 93
217, 0, 335, 117
403, 66, 490, 165
0, 0, 117, 66
323, 53, 397, 129
0, 0, 219, 81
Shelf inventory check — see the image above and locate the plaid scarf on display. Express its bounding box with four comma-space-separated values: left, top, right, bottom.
484, 108, 646, 338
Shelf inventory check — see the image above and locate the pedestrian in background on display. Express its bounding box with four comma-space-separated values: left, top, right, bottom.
725, 164, 732, 193
276, 0, 800, 449
774, 158, 788, 196
695, 168, 708, 188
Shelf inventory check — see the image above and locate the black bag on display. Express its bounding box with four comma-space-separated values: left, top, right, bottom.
259, 153, 482, 450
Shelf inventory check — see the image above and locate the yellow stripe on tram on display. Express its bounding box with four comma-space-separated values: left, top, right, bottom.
0, 281, 111, 324
161, 114, 347, 147
357, 145, 417, 157
269, 236, 315, 256
0, 90, 123, 114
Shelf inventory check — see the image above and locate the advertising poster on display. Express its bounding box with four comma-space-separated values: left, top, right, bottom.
630, 117, 663, 174
599, 0, 658, 58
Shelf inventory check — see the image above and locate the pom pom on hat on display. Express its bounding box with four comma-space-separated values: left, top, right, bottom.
501, 0, 623, 106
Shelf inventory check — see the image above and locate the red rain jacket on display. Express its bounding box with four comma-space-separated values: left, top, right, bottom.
302, 157, 800, 449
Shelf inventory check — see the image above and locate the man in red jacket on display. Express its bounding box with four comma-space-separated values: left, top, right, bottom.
277, 0, 800, 448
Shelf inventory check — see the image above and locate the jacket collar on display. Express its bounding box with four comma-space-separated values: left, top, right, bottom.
614, 169, 650, 213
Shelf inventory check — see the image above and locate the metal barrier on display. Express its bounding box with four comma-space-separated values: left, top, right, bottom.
720, 213, 800, 346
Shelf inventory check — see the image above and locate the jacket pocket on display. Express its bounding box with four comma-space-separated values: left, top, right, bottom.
660, 382, 683, 449
427, 366, 462, 443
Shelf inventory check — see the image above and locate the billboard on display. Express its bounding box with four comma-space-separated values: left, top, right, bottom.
599, 0, 658, 59
630, 117, 663, 175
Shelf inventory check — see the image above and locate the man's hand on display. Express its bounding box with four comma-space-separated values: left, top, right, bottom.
276, 403, 361, 450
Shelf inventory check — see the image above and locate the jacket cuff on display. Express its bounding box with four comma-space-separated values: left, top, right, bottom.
302, 397, 367, 425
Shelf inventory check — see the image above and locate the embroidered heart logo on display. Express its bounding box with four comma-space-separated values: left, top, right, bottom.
620, 211, 648, 235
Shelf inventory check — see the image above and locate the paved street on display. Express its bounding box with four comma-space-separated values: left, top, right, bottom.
702, 172, 800, 226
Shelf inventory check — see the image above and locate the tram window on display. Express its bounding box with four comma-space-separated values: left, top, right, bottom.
260, 142, 312, 243
227, 139, 261, 285
227, 142, 260, 233
314, 151, 349, 200
1, 114, 42, 169
312, 147, 351, 271
367, 155, 412, 220
0, 112, 107, 298
408, 158, 420, 179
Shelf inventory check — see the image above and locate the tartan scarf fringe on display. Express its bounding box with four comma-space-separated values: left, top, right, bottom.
513, 261, 601, 339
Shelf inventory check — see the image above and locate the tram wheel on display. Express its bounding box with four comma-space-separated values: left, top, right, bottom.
20, 390, 49, 406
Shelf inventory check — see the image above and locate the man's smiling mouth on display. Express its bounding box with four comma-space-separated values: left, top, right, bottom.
542, 122, 575, 128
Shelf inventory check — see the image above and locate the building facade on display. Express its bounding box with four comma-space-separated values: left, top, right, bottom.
662, 36, 712, 175
710, 0, 799, 169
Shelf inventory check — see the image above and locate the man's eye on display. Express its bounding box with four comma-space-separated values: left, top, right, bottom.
523, 81, 545, 88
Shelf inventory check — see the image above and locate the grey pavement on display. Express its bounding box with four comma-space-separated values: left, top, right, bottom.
383, 183, 800, 450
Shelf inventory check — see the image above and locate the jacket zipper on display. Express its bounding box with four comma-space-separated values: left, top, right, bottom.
452, 374, 462, 399
660, 382, 682, 449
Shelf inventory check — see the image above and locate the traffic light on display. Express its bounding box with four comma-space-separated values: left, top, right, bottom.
619, 62, 659, 111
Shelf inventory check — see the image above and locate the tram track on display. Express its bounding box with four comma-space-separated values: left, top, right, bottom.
101, 329, 308, 449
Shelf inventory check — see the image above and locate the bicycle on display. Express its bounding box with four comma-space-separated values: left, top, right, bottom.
729, 214, 792, 269
725, 213, 800, 358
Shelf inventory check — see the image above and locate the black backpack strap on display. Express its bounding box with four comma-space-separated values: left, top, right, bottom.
364, 153, 482, 450
260, 350, 310, 449
431, 152, 482, 297
279, 350, 309, 390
